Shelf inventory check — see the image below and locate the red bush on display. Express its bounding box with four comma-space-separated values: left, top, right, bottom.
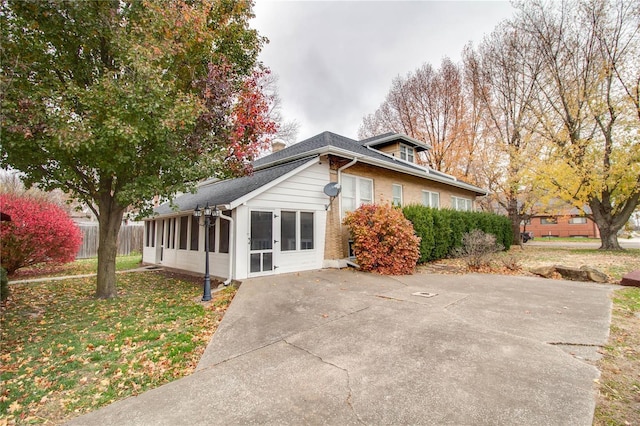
343, 203, 420, 275
0, 194, 82, 275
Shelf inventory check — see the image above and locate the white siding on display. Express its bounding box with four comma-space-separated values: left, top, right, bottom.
247, 162, 329, 209
144, 161, 330, 280
239, 162, 329, 279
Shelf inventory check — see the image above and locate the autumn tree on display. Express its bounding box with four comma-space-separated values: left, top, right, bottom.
0, 193, 82, 275
516, 0, 640, 249
463, 22, 544, 244
1, 0, 277, 298
359, 58, 480, 181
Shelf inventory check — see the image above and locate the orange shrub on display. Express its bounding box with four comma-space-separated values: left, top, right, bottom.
343, 203, 420, 275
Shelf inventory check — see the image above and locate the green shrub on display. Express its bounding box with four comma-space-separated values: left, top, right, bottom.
344, 204, 421, 275
402, 205, 512, 262
402, 205, 435, 263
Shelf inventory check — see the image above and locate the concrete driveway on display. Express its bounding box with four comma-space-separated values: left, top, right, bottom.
68, 269, 615, 425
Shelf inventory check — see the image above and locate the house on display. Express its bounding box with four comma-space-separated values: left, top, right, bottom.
521, 205, 600, 239
142, 131, 487, 280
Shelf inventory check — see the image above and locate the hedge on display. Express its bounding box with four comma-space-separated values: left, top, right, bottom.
403, 205, 513, 263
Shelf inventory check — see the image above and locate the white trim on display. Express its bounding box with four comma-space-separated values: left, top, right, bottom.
231, 157, 320, 209
341, 174, 374, 219
362, 133, 432, 150
421, 190, 440, 208
399, 144, 415, 163
392, 183, 403, 206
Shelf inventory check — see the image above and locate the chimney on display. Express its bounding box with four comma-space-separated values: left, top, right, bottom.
272, 139, 286, 153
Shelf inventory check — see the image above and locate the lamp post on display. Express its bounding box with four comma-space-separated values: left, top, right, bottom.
194, 203, 220, 302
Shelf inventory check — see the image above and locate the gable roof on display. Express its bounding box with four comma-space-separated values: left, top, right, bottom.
154, 157, 317, 216
255, 131, 486, 195
154, 131, 487, 217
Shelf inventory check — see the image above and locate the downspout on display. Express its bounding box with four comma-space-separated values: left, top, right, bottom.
218, 211, 234, 286
337, 157, 358, 185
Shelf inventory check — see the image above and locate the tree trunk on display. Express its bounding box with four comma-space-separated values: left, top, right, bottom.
589, 196, 638, 251
597, 225, 622, 250
96, 194, 125, 299
507, 198, 521, 246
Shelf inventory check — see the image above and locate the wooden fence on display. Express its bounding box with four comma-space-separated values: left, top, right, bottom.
76, 224, 144, 259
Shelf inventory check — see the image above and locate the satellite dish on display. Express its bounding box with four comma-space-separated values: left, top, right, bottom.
323, 182, 341, 197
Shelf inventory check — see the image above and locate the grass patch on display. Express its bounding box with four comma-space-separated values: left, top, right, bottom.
10, 254, 143, 280
0, 272, 237, 424
501, 246, 640, 281
594, 287, 640, 426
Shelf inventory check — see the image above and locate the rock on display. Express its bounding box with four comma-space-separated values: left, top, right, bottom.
530, 266, 556, 278
579, 266, 609, 283
620, 270, 640, 287
530, 265, 609, 283
554, 265, 609, 283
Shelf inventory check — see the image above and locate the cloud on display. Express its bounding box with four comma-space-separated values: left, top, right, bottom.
252, 0, 515, 140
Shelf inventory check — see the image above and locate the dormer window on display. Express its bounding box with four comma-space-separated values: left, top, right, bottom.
400, 144, 415, 163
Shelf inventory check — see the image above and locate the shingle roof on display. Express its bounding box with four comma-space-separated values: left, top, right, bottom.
154, 131, 487, 216
154, 157, 316, 215
254, 131, 427, 174
254, 131, 486, 194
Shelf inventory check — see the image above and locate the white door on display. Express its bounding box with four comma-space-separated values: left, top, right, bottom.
249, 210, 275, 275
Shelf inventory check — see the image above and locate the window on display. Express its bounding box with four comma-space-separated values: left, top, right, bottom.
521, 219, 531, 225
300, 212, 314, 250
190, 216, 199, 251
451, 196, 473, 212
422, 191, 440, 208
400, 144, 415, 163
281, 211, 297, 251
280, 211, 314, 251
145, 221, 156, 247
569, 217, 587, 224
218, 211, 231, 254
179, 216, 189, 250
207, 221, 216, 252
541, 217, 558, 225
166, 218, 175, 248
341, 174, 374, 217
392, 184, 403, 206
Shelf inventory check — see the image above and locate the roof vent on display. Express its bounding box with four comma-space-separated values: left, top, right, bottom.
272, 139, 286, 153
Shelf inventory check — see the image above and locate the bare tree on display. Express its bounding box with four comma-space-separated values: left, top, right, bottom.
259, 72, 300, 144
359, 58, 480, 181
464, 21, 544, 245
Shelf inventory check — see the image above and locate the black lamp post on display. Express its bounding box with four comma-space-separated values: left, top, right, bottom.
193, 203, 220, 302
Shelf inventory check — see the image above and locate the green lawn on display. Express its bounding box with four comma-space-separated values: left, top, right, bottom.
0, 270, 236, 424
594, 287, 640, 426
10, 254, 143, 280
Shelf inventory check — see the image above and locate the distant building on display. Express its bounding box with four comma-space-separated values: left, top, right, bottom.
521, 205, 599, 238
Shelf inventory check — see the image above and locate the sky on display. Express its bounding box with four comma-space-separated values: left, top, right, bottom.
251, 0, 516, 142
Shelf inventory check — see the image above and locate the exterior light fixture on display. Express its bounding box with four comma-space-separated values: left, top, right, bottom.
193, 203, 216, 301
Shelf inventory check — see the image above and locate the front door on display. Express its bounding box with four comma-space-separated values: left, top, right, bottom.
249, 210, 274, 275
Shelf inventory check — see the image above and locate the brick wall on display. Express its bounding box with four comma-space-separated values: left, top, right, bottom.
323, 156, 481, 260
521, 216, 600, 238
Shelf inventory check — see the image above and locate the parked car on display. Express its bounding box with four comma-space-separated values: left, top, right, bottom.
521, 231, 534, 243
